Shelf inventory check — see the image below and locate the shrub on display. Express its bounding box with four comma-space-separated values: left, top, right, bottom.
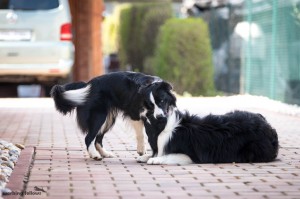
151, 18, 215, 96
118, 5, 132, 69
118, 1, 172, 72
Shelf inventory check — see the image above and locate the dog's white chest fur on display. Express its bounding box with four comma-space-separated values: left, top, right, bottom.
138, 108, 193, 165
157, 109, 180, 156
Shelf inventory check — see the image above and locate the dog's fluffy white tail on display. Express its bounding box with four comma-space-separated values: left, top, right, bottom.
51, 82, 90, 115
63, 85, 91, 105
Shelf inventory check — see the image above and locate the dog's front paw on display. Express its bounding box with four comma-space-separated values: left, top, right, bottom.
137, 154, 151, 163
147, 157, 164, 165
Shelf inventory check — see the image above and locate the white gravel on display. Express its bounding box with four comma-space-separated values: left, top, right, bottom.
0, 140, 24, 197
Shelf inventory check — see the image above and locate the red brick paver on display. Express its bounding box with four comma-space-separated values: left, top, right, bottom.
5, 147, 35, 199
1, 98, 300, 199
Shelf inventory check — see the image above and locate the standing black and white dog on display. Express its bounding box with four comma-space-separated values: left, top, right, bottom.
139, 107, 279, 165
51, 71, 176, 160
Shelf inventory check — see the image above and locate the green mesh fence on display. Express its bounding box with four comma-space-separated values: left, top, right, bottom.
242, 0, 300, 105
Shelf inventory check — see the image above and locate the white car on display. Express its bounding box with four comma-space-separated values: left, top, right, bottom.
0, 0, 74, 84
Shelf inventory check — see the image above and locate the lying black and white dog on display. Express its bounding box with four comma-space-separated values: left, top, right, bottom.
51, 71, 176, 160
139, 108, 279, 165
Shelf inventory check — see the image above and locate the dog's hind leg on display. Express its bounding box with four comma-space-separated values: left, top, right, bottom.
85, 111, 108, 160
95, 134, 116, 158
130, 120, 146, 156
95, 110, 117, 158
85, 134, 102, 160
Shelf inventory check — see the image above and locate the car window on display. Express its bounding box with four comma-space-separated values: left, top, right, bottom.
0, 0, 59, 10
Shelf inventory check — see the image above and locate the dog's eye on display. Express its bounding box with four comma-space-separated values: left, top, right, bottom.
160, 100, 164, 103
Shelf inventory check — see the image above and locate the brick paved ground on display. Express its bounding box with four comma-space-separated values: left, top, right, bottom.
1, 97, 300, 199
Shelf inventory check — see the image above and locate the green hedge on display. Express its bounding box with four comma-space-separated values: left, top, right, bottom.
118, 1, 172, 72
118, 5, 132, 69
151, 18, 215, 96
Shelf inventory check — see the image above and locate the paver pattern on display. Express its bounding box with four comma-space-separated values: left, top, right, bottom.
0, 97, 299, 199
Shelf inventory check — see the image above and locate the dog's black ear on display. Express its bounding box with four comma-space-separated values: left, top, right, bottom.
159, 81, 173, 91
137, 79, 157, 94
158, 81, 176, 106
168, 90, 177, 106
138, 81, 173, 95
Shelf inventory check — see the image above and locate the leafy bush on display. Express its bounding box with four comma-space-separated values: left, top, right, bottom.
118, 5, 132, 69
118, 1, 172, 72
151, 18, 215, 96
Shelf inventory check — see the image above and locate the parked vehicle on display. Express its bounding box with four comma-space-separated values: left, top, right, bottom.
0, 0, 74, 86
